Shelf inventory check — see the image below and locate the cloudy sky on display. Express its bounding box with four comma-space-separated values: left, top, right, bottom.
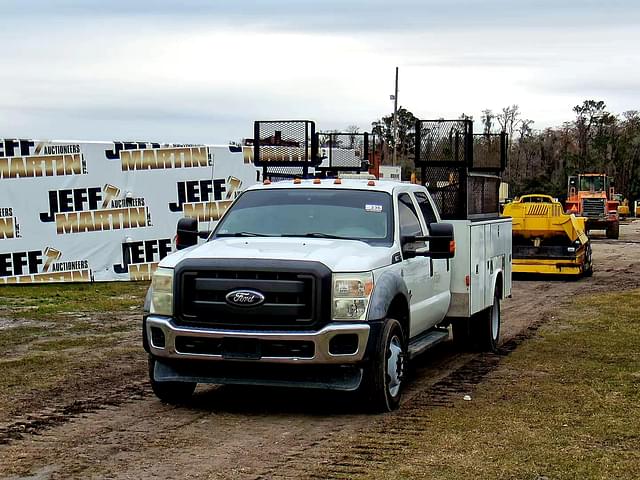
1, 0, 639, 144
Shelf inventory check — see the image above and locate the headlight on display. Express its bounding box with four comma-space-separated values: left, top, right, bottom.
150, 267, 174, 316
332, 272, 374, 321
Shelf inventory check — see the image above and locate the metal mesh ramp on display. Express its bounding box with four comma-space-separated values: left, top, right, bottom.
472, 133, 507, 172
253, 120, 319, 179
415, 119, 507, 220
317, 132, 370, 171
415, 119, 471, 166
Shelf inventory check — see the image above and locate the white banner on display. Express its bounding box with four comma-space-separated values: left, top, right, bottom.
0, 139, 260, 283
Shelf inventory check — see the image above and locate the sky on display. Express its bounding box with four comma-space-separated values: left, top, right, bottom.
1, 0, 639, 144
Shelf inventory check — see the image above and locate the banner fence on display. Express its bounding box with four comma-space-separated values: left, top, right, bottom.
0, 139, 260, 283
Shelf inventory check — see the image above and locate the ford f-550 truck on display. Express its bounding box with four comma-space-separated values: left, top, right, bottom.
143, 176, 512, 411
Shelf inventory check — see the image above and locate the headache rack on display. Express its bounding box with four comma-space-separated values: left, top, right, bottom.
253, 120, 373, 179
414, 119, 507, 220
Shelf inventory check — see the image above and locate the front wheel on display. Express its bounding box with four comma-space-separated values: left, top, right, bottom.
360, 318, 406, 412
148, 356, 196, 405
474, 293, 501, 353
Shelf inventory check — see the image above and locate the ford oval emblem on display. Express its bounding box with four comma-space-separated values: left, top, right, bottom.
225, 289, 265, 307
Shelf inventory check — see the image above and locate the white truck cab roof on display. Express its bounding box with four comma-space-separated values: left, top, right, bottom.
246, 178, 421, 195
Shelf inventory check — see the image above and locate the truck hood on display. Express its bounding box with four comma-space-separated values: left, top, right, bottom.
159, 237, 394, 272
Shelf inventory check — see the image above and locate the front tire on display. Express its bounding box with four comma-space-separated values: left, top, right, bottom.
148, 356, 196, 405
360, 318, 406, 412
606, 221, 619, 239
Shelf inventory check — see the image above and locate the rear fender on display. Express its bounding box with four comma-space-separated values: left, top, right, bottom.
489, 269, 504, 301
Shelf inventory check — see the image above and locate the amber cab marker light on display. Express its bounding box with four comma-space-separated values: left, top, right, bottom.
334, 178, 342, 184
293, 178, 302, 184
263, 179, 271, 185
367, 180, 376, 186
313, 178, 321, 184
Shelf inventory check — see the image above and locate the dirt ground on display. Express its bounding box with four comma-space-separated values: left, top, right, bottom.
1, 221, 639, 480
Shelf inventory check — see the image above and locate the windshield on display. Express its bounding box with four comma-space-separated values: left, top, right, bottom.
213, 188, 394, 245
579, 175, 605, 192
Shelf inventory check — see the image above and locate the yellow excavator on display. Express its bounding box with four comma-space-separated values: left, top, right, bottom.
503, 194, 592, 276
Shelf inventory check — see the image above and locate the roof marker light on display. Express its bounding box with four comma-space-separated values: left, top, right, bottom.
313, 178, 321, 184
293, 178, 302, 184
334, 178, 342, 184
367, 180, 376, 186
263, 179, 271, 185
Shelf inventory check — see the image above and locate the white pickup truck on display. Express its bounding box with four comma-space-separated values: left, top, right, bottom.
143, 178, 512, 411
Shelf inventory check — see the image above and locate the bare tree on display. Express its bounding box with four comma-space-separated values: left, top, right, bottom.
346, 124, 361, 149
481, 109, 495, 134
496, 104, 520, 146
573, 99, 607, 171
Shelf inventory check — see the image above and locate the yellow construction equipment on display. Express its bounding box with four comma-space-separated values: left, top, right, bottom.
503, 194, 592, 276
614, 195, 630, 218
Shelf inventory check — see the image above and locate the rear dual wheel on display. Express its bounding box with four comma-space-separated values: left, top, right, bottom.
476, 293, 501, 353
452, 293, 501, 353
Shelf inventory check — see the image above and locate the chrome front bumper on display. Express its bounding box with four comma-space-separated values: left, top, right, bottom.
146, 315, 370, 364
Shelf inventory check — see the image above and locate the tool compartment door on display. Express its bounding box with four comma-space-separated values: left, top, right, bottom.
469, 223, 486, 315
484, 222, 500, 305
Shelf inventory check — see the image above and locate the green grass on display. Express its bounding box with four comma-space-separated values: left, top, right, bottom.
0, 325, 46, 352
0, 281, 149, 319
359, 290, 640, 480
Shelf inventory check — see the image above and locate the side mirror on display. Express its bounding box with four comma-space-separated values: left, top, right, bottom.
176, 218, 198, 250
401, 223, 455, 260
428, 223, 455, 259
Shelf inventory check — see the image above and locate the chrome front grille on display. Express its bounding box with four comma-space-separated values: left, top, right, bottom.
173, 259, 332, 331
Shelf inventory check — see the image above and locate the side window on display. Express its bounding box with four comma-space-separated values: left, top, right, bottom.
414, 191, 438, 230
398, 193, 423, 237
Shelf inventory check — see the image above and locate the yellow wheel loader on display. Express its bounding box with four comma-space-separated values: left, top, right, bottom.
503, 194, 592, 276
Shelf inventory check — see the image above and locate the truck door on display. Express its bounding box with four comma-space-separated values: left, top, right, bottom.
414, 191, 452, 324
397, 193, 434, 338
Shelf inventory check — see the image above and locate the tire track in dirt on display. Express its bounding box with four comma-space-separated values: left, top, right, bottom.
0, 381, 149, 446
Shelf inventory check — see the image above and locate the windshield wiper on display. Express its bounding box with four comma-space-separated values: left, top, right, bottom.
282, 232, 355, 241
216, 232, 275, 237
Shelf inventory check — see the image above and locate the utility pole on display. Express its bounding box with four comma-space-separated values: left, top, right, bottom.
391, 67, 399, 166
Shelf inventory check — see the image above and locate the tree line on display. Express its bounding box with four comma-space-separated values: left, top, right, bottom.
369, 100, 640, 202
